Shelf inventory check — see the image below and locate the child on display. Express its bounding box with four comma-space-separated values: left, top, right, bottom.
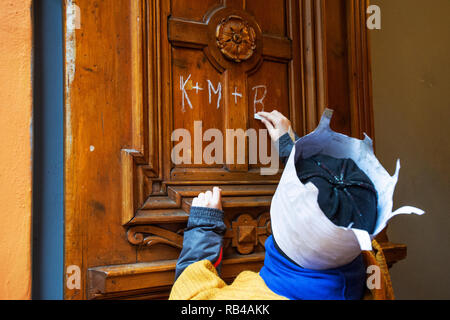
169, 109, 424, 300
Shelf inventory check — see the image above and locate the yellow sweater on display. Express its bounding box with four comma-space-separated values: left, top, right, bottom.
170, 260, 287, 300
169, 240, 394, 300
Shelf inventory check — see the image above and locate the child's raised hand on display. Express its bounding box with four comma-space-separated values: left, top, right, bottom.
192, 186, 223, 211
256, 110, 292, 142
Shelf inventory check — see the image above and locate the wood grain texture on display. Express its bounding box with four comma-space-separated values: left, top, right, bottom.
87, 253, 266, 300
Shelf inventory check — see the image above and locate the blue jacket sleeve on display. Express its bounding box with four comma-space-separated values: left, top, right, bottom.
174, 206, 226, 281
278, 131, 299, 164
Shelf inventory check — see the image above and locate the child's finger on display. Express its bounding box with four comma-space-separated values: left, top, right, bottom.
260, 117, 275, 132
205, 190, 213, 203
197, 193, 205, 205
212, 187, 222, 210
259, 111, 280, 125
272, 110, 286, 119
212, 187, 221, 203
261, 118, 279, 140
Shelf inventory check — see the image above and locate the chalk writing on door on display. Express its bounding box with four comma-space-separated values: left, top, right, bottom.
207, 80, 222, 109
179, 74, 268, 113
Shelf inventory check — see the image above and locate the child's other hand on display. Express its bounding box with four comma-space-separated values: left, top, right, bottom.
192, 187, 222, 211
256, 110, 292, 142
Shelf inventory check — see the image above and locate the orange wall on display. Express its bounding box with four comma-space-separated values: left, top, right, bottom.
0, 0, 33, 299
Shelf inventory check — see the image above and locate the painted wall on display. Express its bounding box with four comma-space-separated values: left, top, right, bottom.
32, 0, 64, 299
0, 0, 33, 300
370, 0, 450, 299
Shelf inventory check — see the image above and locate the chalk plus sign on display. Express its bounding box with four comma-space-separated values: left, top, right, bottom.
232, 87, 242, 104
192, 82, 203, 94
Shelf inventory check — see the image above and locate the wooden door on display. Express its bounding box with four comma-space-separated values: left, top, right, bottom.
64, 0, 377, 300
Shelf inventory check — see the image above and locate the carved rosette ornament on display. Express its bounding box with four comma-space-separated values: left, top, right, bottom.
216, 15, 257, 63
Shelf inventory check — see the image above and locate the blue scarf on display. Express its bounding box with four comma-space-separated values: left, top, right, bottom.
259, 236, 366, 300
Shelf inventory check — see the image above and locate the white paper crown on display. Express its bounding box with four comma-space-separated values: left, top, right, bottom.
270, 109, 425, 270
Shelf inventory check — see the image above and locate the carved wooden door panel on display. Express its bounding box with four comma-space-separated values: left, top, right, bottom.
64, 0, 376, 300
121, 0, 303, 295
126, 0, 302, 253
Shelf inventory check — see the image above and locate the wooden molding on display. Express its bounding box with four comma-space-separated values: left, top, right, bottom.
346, 0, 375, 139
88, 253, 266, 300
299, 0, 328, 133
